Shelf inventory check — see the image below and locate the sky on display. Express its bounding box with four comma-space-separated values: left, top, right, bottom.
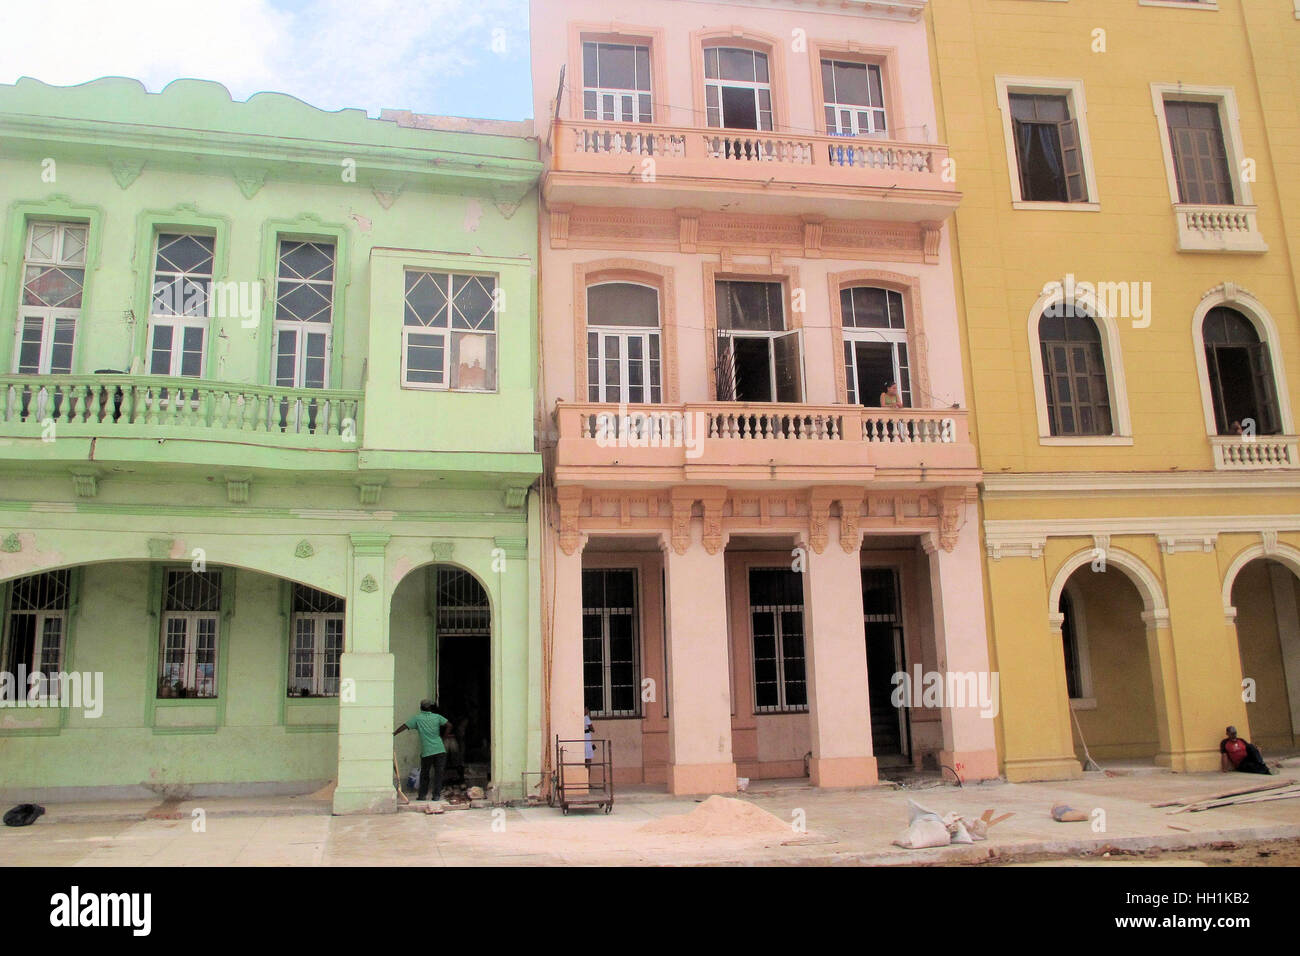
0, 0, 535, 120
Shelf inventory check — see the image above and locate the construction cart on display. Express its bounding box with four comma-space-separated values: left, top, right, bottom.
549, 734, 613, 814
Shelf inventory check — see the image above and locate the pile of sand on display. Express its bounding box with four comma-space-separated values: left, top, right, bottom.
638, 795, 793, 838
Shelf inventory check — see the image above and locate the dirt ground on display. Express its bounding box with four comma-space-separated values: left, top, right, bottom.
970, 836, 1300, 867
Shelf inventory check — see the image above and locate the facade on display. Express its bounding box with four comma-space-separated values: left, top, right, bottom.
0, 78, 544, 812
532, 0, 998, 794
928, 0, 1300, 780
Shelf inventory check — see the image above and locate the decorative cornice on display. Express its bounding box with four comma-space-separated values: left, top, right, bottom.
431, 540, 455, 562
225, 474, 251, 504
985, 536, 1046, 561
1157, 533, 1217, 555
70, 470, 98, 499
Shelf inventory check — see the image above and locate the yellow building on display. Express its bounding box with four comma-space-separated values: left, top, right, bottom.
927, 0, 1300, 780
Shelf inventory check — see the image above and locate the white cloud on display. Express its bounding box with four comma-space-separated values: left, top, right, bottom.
0, 0, 529, 115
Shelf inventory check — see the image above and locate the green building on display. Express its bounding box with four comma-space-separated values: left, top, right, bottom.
0, 77, 544, 813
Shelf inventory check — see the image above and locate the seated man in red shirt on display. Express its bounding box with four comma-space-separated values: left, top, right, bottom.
1220, 725, 1274, 775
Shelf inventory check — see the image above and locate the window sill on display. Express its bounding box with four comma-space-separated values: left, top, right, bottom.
1012, 201, 1100, 213
1175, 204, 1267, 253
1139, 0, 1217, 10
1069, 697, 1098, 711
1039, 435, 1134, 446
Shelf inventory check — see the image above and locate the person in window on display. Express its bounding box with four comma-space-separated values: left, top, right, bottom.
878, 381, 902, 409
394, 699, 451, 800
1219, 725, 1274, 775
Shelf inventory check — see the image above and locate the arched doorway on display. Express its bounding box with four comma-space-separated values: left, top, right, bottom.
390, 564, 492, 796
1230, 557, 1299, 752
1054, 562, 1162, 762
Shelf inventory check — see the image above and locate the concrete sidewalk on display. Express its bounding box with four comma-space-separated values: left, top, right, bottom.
1, 771, 1297, 866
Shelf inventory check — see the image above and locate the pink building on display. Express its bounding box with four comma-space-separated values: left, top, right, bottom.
532, 0, 995, 793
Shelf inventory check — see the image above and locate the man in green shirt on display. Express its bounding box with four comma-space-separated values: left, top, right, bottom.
394, 700, 450, 801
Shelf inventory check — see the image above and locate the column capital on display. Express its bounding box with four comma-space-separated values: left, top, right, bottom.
349, 532, 391, 555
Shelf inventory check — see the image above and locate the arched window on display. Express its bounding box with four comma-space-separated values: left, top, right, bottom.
841, 286, 910, 408
1039, 306, 1112, 436
1203, 306, 1280, 436
586, 282, 661, 404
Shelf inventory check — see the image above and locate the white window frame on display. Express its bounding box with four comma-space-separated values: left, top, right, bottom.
845, 332, 911, 407
994, 76, 1101, 212
3, 611, 67, 702
822, 59, 888, 138
586, 280, 662, 404
289, 611, 345, 697
718, 329, 805, 403
273, 239, 336, 390
159, 611, 219, 699
400, 269, 499, 393
147, 232, 215, 379
1151, 85, 1250, 207
582, 41, 654, 124
13, 221, 87, 375
705, 47, 774, 132
1191, 287, 1295, 438
1026, 285, 1133, 445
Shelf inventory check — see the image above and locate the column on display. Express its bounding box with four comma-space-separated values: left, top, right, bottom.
494, 533, 531, 800
926, 527, 1000, 782
334, 532, 394, 814
800, 518, 877, 788
661, 505, 736, 795
1160, 544, 1245, 772
550, 530, 587, 788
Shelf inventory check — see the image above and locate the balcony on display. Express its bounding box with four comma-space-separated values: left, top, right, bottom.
1175, 203, 1267, 253
546, 119, 960, 221
554, 401, 978, 487
0, 374, 363, 473
1211, 435, 1299, 470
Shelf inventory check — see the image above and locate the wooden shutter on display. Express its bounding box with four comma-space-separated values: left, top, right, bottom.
773, 329, 804, 403
1247, 341, 1280, 435
1205, 345, 1230, 435
1057, 118, 1086, 202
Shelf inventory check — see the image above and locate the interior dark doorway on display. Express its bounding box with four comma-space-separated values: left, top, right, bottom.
863, 567, 909, 761
434, 566, 491, 788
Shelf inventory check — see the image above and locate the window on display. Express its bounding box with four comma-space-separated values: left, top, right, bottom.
705, 47, 772, 131
822, 59, 887, 137
274, 239, 335, 390
1059, 587, 1091, 701
1039, 307, 1113, 437
582, 569, 640, 717
714, 280, 802, 402
1203, 307, 1280, 436
1165, 100, 1233, 205
750, 568, 806, 713
288, 585, 344, 697
586, 282, 662, 404
148, 233, 214, 377
1009, 93, 1086, 202
403, 270, 497, 391
157, 569, 221, 699
841, 287, 910, 408
583, 41, 652, 123
2, 570, 71, 701
14, 221, 86, 375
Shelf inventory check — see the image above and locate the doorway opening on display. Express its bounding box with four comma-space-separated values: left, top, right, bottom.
434, 566, 491, 789
862, 567, 909, 762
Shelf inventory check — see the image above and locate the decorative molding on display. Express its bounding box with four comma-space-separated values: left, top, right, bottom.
2, 532, 21, 553
232, 167, 268, 199
225, 474, 251, 504
493, 535, 528, 559
504, 486, 529, 509
985, 536, 1046, 561
985, 516, 1300, 540
147, 538, 175, 560
808, 489, 835, 554
701, 493, 726, 555
294, 540, 315, 559
557, 486, 584, 556
359, 574, 378, 593
430, 540, 455, 562
1262, 530, 1280, 555
982, 471, 1300, 496
70, 470, 98, 499
669, 489, 694, 556
1092, 533, 1110, 553
840, 495, 863, 553
937, 488, 964, 552
827, 267, 932, 409
550, 205, 933, 262
1157, 533, 1217, 555
356, 478, 386, 506
371, 182, 404, 210
109, 159, 145, 190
